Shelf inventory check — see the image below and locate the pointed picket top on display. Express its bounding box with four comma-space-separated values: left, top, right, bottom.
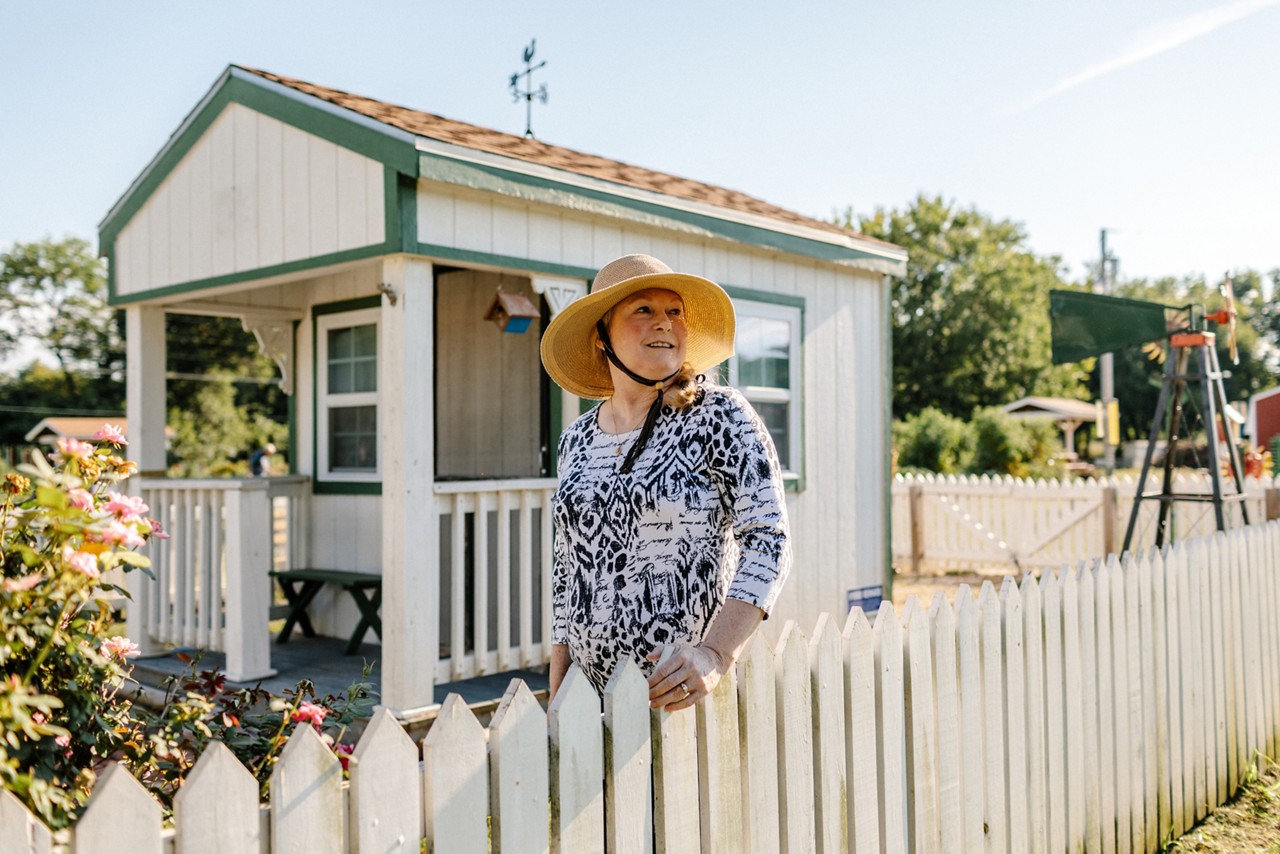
954, 584, 977, 625
422, 693, 488, 853
271, 724, 344, 854
603, 658, 653, 854
977, 579, 1000, 611
1, 789, 52, 854
1000, 575, 1021, 608
490, 679, 550, 854
549, 666, 604, 853
928, 590, 955, 630
72, 762, 162, 854
174, 741, 260, 854
349, 709, 421, 854
1019, 570, 1040, 609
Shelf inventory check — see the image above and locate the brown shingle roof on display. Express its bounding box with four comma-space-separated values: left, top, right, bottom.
238, 66, 894, 248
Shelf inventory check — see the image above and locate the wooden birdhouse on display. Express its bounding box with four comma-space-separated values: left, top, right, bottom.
484, 289, 540, 333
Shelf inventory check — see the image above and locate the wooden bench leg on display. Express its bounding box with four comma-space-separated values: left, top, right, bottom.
276, 579, 323, 643
344, 585, 383, 655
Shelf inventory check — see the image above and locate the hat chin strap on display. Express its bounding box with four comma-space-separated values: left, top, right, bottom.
596, 320, 679, 474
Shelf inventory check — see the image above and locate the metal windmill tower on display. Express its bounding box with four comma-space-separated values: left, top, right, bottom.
1049, 280, 1248, 553
509, 39, 548, 138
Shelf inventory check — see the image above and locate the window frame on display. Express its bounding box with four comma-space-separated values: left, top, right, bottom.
314, 305, 381, 486
724, 289, 805, 490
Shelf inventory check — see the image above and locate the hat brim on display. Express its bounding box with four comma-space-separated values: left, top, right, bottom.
540, 271, 736, 399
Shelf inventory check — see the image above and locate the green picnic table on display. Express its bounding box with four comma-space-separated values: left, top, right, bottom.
270, 568, 382, 655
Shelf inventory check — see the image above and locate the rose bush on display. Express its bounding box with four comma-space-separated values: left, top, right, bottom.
1, 428, 373, 829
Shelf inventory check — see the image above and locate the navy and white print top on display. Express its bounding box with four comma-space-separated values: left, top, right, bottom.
551, 383, 792, 695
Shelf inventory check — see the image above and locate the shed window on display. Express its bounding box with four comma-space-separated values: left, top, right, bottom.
729, 301, 802, 474
317, 309, 379, 479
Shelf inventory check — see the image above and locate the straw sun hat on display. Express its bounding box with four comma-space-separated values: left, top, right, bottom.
540, 254, 736, 399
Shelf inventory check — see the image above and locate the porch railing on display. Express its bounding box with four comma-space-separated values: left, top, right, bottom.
433, 478, 557, 683
134, 475, 309, 680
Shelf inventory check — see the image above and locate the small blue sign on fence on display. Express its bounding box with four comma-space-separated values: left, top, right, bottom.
847, 584, 883, 616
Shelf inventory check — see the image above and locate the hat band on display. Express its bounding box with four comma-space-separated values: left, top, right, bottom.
596, 319, 679, 474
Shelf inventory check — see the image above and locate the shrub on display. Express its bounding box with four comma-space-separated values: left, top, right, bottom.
894, 407, 974, 474
969, 407, 1058, 477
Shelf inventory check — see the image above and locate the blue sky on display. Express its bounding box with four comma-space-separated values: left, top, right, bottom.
3, 0, 1278, 285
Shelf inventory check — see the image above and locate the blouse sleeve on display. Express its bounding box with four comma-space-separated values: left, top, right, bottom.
706, 388, 792, 615
550, 430, 573, 645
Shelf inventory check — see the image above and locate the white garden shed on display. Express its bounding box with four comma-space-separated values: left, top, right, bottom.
101, 65, 906, 712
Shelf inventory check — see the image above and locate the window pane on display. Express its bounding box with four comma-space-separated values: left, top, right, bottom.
328, 324, 377, 394
737, 317, 791, 389
330, 405, 377, 470
752, 401, 790, 470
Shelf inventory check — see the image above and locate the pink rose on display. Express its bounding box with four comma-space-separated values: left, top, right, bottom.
91, 424, 128, 446
290, 701, 328, 728
103, 492, 149, 520
100, 636, 141, 660
98, 520, 145, 549
56, 437, 95, 462
144, 518, 171, 540
62, 546, 100, 579
334, 742, 355, 771
67, 488, 94, 511
2, 572, 42, 592
55, 734, 71, 748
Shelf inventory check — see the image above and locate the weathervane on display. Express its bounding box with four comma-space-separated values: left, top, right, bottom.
508, 39, 547, 138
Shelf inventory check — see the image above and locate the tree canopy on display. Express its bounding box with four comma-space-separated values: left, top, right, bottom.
846, 195, 1088, 420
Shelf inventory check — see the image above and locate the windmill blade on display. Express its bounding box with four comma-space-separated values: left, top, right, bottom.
1219, 276, 1240, 365
1049, 290, 1178, 364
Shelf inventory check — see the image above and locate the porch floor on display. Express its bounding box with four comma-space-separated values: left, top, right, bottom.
128, 636, 549, 716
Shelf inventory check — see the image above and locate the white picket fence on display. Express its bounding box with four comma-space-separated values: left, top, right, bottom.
5, 521, 1280, 852
892, 471, 1278, 573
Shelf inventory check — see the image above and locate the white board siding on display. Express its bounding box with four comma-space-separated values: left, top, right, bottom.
113, 103, 385, 297
418, 186, 889, 624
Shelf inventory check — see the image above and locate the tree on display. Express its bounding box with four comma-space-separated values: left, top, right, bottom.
0, 238, 124, 399
844, 196, 1088, 419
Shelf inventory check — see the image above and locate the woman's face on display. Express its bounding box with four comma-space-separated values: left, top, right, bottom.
601, 288, 687, 382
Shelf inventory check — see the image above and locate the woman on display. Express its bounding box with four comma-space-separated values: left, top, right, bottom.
541, 254, 791, 711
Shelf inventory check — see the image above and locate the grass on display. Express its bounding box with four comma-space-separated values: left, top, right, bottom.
1166, 754, 1280, 852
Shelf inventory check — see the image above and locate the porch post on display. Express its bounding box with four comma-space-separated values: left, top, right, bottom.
223, 480, 277, 681
125, 305, 167, 656
379, 255, 438, 712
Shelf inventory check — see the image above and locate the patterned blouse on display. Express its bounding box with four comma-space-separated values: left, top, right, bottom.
551, 383, 792, 695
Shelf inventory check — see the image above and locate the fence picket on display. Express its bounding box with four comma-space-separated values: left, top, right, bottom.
874, 600, 908, 854
1149, 547, 1174, 843
70, 763, 162, 854
1, 790, 52, 854
843, 607, 880, 854
697, 660, 744, 854
978, 582, 1008, 854
1060, 566, 1086, 850
173, 741, 260, 854
927, 592, 962, 849
422, 693, 489, 853
549, 666, 605, 853
490, 679, 550, 854
955, 588, 986, 853
774, 621, 816, 853
1136, 551, 1158, 848
902, 598, 939, 854
1000, 577, 1028, 854
350, 708, 421, 853
1077, 565, 1102, 853
808, 613, 846, 854
1093, 560, 1116, 854
652, 690, 700, 854
1041, 571, 1067, 852
1177, 544, 1199, 835
1190, 539, 1212, 825
604, 659, 653, 854
271, 725, 344, 854
1019, 575, 1048, 854
1167, 545, 1189, 838
1227, 530, 1247, 793
736, 634, 780, 853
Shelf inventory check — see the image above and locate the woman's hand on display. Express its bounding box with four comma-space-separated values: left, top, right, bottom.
646, 643, 729, 711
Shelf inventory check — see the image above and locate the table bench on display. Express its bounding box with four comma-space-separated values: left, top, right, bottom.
270, 568, 382, 655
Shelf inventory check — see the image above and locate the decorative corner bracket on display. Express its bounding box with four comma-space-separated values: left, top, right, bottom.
531, 274, 587, 319
240, 316, 296, 396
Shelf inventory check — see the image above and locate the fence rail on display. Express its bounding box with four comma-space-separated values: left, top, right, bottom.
8, 522, 1280, 852
892, 471, 1279, 572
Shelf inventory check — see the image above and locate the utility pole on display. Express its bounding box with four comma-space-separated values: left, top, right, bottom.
1098, 228, 1119, 474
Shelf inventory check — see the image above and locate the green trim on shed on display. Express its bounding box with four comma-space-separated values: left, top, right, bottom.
100, 70, 417, 252
415, 243, 599, 282
311, 296, 384, 493
723, 283, 807, 493
419, 152, 898, 268
107, 244, 393, 306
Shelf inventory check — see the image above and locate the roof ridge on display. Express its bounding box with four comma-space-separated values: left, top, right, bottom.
235, 65, 900, 251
